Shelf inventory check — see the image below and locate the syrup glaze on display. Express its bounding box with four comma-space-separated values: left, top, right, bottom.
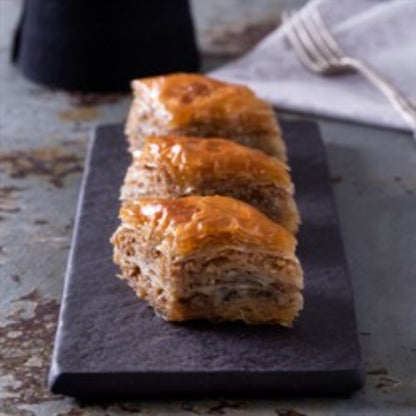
120, 196, 297, 256
137, 136, 291, 189
132, 73, 279, 132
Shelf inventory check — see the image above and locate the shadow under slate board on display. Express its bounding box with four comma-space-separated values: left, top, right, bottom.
49, 121, 363, 398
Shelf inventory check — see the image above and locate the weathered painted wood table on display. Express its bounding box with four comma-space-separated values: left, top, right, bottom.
1, 1, 415, 415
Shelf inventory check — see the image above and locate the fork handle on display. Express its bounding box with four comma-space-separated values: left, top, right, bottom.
342, 56, 416, 133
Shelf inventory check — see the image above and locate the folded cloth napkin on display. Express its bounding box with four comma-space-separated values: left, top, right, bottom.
210, 0, 416, 131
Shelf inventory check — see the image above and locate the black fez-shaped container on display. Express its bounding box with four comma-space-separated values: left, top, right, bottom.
12, 0, 200, 92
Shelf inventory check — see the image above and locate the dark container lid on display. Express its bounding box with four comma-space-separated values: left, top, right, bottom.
13, 0, 200, 92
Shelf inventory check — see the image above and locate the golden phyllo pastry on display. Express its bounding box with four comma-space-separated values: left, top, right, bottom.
125, 73, 286, 160
121, 136, 299, 233
111, 196, 303, 326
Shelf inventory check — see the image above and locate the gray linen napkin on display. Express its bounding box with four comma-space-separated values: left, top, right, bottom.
210, 0, 416, 131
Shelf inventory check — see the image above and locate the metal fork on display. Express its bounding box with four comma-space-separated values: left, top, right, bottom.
282, 8, 416, 136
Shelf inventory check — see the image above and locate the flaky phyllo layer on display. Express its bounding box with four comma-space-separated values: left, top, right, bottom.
113, 73, 303, 326
111, 196, 303, 326
125, 73, 287, 160
120, 136, 299, 233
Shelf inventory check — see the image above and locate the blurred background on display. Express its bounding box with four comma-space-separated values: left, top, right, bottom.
1, 1, 415, 415
1, 2, 311, 413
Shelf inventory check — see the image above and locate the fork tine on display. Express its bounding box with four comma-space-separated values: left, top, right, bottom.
309, 8, 344, 58
289, 11, 332, 70
282, 10, 325, 73
300, 8, 340, 63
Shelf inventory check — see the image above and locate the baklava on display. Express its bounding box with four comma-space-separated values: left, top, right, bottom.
121, 136, 299, 233
111, 196, 303, 326
125, 73, 287, 160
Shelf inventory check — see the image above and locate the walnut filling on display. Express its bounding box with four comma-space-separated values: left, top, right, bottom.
111, 226, 303, 325
125, 94, 171, 150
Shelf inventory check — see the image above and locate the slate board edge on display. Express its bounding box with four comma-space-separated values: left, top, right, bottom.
48, 127, 100, 390
50, 369, 363, 398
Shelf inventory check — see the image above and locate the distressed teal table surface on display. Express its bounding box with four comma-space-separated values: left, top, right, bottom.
1, 1, 415, 415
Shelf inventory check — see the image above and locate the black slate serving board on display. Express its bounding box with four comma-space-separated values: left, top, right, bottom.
49, 121, 363, 398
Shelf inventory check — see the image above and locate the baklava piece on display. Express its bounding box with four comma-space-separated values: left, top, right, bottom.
121, 136, 299, 233
111, 196, 303, 326
125, 73, 287, 160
